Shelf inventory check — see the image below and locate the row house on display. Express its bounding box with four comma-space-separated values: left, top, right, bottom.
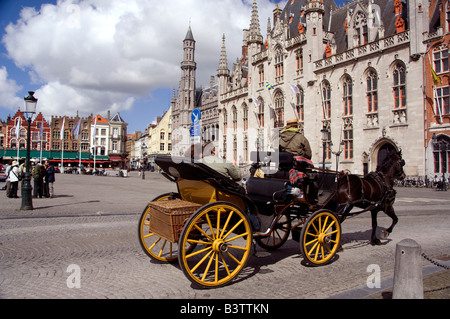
1, 110, 51, 161
131, 107, 173, 169
147, 107, 172, 156
424, 0, 450, 179
2, 110, 128, 169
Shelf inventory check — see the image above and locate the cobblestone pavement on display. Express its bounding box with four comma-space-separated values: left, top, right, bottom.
0, 172, 449, 299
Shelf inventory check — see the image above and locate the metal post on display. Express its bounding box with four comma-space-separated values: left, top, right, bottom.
20, 117, 33, 210
441, 144, 447, 191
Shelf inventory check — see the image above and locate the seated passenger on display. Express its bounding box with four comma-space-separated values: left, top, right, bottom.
279, 119, 312, 159
202, 142, 242, 182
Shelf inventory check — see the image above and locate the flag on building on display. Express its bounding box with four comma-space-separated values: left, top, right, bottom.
431, 67, 440, 86
60, 117, 65, 140
265, 82, 274, 91
15, 117, 21, 139
290, 83, 300, 94
72, 119, 81, 140
252, 97, 261, 107
92, 117, 97, 144
38, 121, 44, 140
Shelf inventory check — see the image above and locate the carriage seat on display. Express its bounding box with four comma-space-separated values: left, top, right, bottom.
246, 176, 288, 204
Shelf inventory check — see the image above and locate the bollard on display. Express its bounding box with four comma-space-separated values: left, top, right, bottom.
142, 171, 145, 180
392, 239, 424, 299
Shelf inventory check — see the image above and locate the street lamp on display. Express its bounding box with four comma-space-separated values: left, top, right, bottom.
432, 133, 448, 191
20, 91, 37, 210
321, 125, 329, 171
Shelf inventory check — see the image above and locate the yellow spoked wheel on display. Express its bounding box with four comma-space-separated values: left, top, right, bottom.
256, 214, 291, 250
178, 202, 253, 288
300, 210, 341, 266
138, 193, 189, 263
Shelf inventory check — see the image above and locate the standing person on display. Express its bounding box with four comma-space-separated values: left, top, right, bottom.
279, 119, 312, 159
32, 161, 46, 198
7, 161, 21, 198
5, 163, 11, 197
45, 160, 55, 198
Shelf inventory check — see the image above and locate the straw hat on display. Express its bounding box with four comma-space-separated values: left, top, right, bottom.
12, 160, 19, 166
285, 119, 299, 128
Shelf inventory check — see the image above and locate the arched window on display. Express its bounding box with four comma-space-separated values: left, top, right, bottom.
353, 11, 368, 45
367, 70, 378, 113
256, 98, 264, 128
322, 81, 331, 120
242, 103, 248, 131
343, 118, 354, 160
343, 76, 353, 116
393, 63, 406, 109
223, 109, 228, 132
433, 135, 450, 174
296, 86, 304, 122
232, 106, 238, 132
275, 46, 284, 82
274, 90, 284, 128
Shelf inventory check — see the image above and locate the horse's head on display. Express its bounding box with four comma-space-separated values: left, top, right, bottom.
389, 150, 406, 181
377, 149, 406, 181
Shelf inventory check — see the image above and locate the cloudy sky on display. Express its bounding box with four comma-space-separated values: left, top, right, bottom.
0, 0, 346, 132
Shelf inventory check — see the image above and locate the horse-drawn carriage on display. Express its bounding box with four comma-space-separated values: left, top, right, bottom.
138, 150, 405, 288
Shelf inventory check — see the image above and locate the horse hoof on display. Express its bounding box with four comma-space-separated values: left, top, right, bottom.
381, 230, 389, 239
371, 239, 382, 246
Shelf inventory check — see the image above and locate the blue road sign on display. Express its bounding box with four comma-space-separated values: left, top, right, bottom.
191, 108, 201, 124
190, 124, 200, 136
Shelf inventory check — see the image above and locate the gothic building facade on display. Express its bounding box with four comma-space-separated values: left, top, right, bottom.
172, 0, 448, 178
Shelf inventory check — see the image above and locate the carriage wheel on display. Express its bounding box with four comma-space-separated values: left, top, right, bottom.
138, 193, 191, 263
256, 214, 291, 250
178, 202, 253, 288
300, 209, 341, 266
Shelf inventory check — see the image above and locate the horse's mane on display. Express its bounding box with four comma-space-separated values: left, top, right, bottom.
376, 150, 400, 174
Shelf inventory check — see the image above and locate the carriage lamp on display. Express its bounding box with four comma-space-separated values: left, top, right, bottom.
432, 133, 448, 191
20, 91, 38, 210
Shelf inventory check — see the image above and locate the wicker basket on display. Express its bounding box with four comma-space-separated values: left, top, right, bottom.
148, 200, 201, 242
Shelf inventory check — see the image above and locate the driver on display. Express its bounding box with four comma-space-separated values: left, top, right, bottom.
279, 119, 312, 159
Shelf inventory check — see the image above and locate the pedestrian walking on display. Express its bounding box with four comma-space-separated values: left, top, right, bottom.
44, 160, 55, 198
7, 161, 21, 198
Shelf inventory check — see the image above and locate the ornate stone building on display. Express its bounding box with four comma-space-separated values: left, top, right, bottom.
217, 0, 431, 177
171, 0, 446, 178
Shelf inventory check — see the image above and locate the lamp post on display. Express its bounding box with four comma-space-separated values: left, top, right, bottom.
332, 140, 345, 173
432, 133, 448, 191
321, 125, 329, 171
20, 91, 37, 210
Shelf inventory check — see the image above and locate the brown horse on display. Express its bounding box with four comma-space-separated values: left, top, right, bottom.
336, 150, 406, 245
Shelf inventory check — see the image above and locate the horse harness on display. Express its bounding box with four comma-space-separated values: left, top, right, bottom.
344, 171, 396, 210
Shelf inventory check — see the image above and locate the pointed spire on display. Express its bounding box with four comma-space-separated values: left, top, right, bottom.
185, 25, 194, 41
217, 34, 230, 77
248, 0, 263, 44
172, 88, 176, 101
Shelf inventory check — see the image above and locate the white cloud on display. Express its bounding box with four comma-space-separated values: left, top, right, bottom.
2, 0, 286, 118
0, 66, 23, 109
